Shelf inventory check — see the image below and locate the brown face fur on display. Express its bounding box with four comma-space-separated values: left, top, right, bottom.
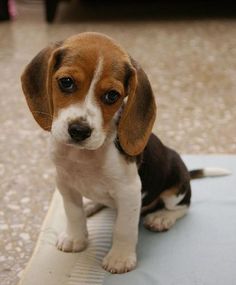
21, 32, 156, 156
51, 34, 129, 127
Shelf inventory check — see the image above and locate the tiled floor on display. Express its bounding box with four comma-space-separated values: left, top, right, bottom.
0, 1, 235, 284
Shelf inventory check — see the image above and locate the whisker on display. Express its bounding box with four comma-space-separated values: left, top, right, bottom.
32, 110, 53, 119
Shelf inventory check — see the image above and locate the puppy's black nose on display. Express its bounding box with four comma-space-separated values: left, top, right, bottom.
68, 123, 92, 142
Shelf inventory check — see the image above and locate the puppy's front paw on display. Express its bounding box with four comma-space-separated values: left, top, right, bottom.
56, 232, 88, 252
102, 249, 137, 274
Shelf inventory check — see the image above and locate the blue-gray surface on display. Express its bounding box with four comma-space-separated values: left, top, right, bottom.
104, 155, 236, 285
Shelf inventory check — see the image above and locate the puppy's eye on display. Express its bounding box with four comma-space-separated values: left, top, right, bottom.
58, 77, 76, 93
102, 90, 120, 105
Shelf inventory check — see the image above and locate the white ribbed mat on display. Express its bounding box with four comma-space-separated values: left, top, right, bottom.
19, 156, 236, 285
18, 191, 116, 285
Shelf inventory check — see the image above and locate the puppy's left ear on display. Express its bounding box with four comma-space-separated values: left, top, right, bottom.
118, 59, 156, 156
21, 42, 63, 131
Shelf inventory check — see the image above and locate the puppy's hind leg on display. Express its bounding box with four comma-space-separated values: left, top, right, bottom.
143, 207, 188, 232
143, 185, 191, 232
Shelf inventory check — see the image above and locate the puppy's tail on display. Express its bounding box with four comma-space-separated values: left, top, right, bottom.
189, 168, 231, 180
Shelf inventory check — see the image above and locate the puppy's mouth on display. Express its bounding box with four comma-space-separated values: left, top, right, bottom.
66, 136, 105, 151
67, 139, 86, 148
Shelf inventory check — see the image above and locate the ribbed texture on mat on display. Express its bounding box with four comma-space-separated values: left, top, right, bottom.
68, 209, 116, 285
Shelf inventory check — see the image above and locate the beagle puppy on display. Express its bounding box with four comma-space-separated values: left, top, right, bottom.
21, 32, 229, 274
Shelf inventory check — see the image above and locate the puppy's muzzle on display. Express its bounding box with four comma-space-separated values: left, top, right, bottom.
68, 122, 92, 142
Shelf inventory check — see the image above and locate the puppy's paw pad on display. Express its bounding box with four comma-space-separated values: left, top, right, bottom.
102, 251, 137, 274
56, 232, 88, 252
144, 211, 176, 232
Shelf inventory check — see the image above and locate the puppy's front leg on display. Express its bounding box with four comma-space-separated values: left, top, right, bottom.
102, 180, 141, 273
56, 177, 88, 252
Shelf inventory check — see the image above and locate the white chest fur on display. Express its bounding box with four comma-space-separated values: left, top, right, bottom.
50, 138, 140, 208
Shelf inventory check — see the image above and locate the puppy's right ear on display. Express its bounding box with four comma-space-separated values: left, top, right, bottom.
118, 59, 156, 156
21, 43, 62, 131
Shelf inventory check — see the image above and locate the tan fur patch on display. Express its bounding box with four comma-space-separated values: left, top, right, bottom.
159, 187, 179, 200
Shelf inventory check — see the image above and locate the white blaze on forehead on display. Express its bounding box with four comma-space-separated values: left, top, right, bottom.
83, 56, 104, 130
86, 56, 104, 105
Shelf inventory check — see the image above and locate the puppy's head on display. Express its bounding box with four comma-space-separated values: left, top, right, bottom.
21, 32, 156, 156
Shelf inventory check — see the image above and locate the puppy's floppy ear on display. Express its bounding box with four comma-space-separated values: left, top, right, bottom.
21, 42, 63, 131
118, 59, 156, 156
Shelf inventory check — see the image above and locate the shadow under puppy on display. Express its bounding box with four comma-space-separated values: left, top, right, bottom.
21, 32, 229, 274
